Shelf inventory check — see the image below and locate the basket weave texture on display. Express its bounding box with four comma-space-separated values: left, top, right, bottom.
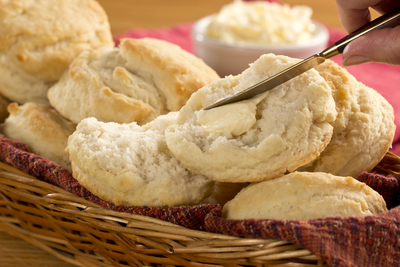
0, 134, 399, 267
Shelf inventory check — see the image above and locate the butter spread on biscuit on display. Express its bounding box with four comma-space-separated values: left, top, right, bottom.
197, 94, 265, 136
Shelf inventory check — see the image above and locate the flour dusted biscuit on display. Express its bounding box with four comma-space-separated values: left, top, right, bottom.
48, 38, 220, 125
165, 54, 337, 182
66, 116, 214, 207
1, 102, 76, 170
298, 60, 396, 177
0, 0, 114, 104
223, 172, 388, 220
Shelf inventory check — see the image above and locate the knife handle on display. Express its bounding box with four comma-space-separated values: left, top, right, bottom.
320, 6, 400, 59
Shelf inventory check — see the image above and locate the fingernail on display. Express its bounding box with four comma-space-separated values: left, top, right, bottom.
342, 55, 371, 67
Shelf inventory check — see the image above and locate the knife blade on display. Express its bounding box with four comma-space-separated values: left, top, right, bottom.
203, 6, 400, 111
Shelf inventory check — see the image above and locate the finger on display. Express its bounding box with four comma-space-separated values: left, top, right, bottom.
372, 0, 400, 15
334, 0, 378, 33
342, 26, 400, 66
335, 0, 400, 33
335, 2, 371, 33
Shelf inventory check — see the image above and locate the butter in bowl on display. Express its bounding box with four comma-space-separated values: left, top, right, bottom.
192, 0, 329, 77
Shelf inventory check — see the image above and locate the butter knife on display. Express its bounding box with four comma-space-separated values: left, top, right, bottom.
203, 7, 400, 110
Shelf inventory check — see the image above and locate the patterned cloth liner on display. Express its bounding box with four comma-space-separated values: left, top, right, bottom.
0, 134, 399, 267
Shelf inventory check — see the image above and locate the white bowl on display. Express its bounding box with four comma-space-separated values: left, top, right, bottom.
192, 15, 330, 77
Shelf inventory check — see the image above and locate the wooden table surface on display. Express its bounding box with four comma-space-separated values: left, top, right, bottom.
0, 0, 379, 266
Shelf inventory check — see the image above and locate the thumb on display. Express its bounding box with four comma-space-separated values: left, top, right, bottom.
342, 26, 400, 66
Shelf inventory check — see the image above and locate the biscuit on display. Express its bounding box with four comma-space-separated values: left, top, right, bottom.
1, 102, 76, 170
48, 38, 220, 124
165, 54, 337, 182
0, 0, 114, 104
223, 172, 388, 220
298, 60, 396, 177
66, 116, 214, 207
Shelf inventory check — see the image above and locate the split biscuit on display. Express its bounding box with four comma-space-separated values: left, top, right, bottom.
165, 54, 337, 182
66, 115, 214, 207
48, 38, 220, 125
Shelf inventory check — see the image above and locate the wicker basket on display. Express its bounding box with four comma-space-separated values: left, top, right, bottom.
1, 152, 399, 267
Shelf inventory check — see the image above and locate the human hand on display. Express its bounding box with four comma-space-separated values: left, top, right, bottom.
335, 0, 400, 66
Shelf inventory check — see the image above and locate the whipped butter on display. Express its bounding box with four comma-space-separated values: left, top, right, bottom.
197, 93, 265, 136
205, 0, 314, 46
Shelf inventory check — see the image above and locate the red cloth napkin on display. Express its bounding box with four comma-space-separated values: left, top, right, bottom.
114, 24, 400, 154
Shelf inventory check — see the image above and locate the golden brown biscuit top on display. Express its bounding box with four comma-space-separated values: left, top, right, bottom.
0, 0, 114, 81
